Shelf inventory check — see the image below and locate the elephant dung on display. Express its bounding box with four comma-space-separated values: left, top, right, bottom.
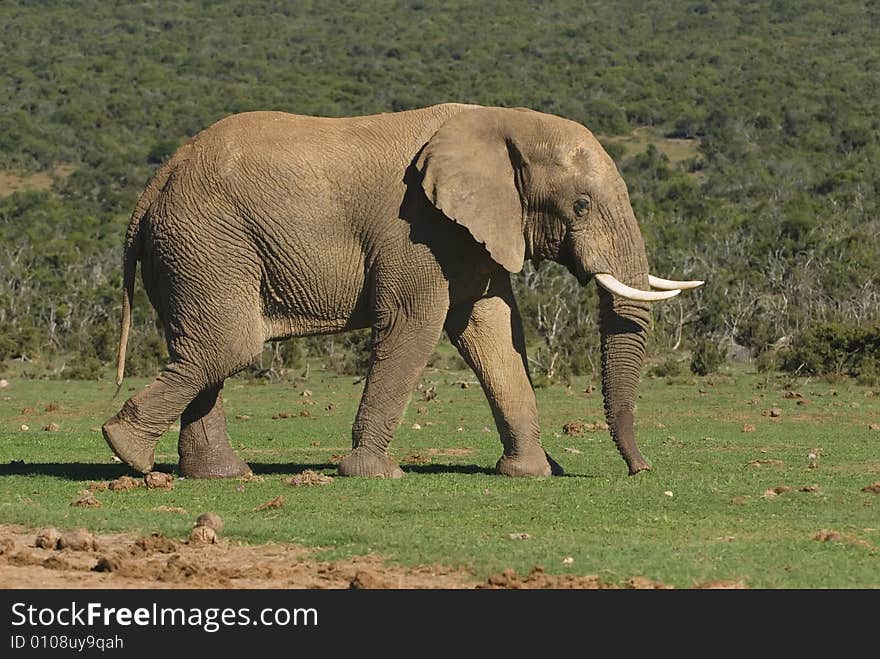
34, 527, 61, 550
58, 528, 98, 552
144, 471, 174, 490
70, 491, 101, 508
195, 512, 224, 532
188, 525, 217, 546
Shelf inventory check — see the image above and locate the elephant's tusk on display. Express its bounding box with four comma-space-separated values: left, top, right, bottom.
648, 275, 705, 291
595, 273, 681, 301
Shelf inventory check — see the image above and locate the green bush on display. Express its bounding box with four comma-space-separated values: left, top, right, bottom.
780, 322, 880, 378
690, 337, 726, 376
648, 356, 685, 377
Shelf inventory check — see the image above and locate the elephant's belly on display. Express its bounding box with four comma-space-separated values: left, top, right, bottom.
258, 244, 371, 340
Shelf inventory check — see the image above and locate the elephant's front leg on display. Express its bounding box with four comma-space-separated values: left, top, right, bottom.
445, 277, 562, 477
178, 384, 252, 479
338, 292, 448, 478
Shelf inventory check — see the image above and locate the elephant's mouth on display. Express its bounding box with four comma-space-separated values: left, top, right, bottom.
589, 272, 704, 301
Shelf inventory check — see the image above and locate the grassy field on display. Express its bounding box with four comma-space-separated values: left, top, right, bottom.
0, 364, 877, 588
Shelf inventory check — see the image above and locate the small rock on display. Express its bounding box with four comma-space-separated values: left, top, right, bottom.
188, 525, 217, 545
301, 389, 312, 397
411, 423, 422, 430
663, 490, 674, 497
310, 440, 321, 446
71, 491, 101, 508
782, 391, 803, 399
764, 408, 782, 418
861, 483, 880, 494
234, 414, 251, 420
563, 447, 582, 454
796, 399, 810, 406
800, 485, 820, 492
506, 532, 531, 540
584, 384, 595, 394
58, 528, 97, 551
562, 557, 574, 564
325, 403, 336, 412
195, 512, 224, 532
0, 379, 8, 388
144, 472, 174, 490
43, 422, 60, 432
35, 528, 61, 549
742, 423, 756, 433
20, 424, 29, 431
299, 409, 311, 417
868, 424, 880, 432
21, 407, 36, 415
481, 426, 491, 433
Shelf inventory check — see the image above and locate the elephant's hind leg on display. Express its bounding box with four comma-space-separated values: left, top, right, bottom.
103, 322, 263, 474
445, 276, 561, 477
178, 384, 252, 479
102, 361, 209, 473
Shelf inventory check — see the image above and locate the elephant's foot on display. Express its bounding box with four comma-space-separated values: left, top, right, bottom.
626, 458, 651, 476
337, 448, 405, 479
496, 446, 562, 477
178, 445, 252, 479
102, 416, 157, 474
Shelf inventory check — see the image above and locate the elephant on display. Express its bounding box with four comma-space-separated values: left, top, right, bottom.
102, 103, 702, 480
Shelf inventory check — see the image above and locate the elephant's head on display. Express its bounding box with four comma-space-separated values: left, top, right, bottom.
417, 107, 702, 474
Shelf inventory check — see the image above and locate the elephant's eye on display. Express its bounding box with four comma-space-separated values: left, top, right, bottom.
573, 198, 591, 216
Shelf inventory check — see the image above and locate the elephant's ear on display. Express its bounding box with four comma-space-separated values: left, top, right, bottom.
416, 109, 527, 273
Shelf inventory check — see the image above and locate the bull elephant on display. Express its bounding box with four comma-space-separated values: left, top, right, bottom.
102, 103, 702, 479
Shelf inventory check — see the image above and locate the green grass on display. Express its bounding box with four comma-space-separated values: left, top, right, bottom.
0, 365, 878, 588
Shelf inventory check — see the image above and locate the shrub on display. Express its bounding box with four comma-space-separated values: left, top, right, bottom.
780, 322, 880, 378
690, 337, 726, 376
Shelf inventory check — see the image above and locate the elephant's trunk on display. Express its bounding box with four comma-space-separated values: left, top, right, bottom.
599, 289, 651, 474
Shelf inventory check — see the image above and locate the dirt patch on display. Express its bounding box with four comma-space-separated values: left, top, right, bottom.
478, 567, 685, 589
0, 524, 478, 589
0, 165, 75, 197
0, 525, 746, 589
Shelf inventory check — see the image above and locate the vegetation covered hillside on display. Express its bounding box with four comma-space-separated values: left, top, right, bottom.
1, 0, 878, 381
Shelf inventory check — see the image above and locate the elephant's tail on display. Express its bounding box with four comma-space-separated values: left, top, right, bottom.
114, 225, 140, 392
114, 156, 178, 393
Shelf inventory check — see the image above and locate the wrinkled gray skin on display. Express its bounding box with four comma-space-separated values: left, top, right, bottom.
104, 104, 657, 479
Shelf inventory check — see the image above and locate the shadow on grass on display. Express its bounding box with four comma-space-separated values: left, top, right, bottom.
1, 461, 594, 480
